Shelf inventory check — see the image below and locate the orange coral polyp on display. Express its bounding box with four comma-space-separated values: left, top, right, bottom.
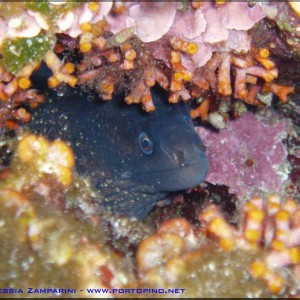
124, 49, 137, 61
263, 83, 295, 104
219, 238, 235, 252
191, 1, 202, 9
62, 62, 75, 75
16, 108, 31, 122
190, 98, 210, 120
48, 76, 59, 88
267, 274, 285, 294
142, 92, 155, 112
67, 76, 78, 88
170, 51, 182, 66
170, 78, 183, 92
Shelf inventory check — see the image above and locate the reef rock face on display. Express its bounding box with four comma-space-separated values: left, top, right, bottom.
196, 112, 290, 198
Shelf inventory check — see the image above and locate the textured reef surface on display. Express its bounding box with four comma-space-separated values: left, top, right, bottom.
0, 1, 300, 298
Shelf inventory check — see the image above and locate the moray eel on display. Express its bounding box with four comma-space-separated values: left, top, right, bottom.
29, 65, 209, 218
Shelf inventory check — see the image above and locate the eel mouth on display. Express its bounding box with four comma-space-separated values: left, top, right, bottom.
130, 157, 210, 193
131, 158, 207, 175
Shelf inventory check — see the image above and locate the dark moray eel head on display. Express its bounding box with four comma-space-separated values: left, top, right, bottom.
29, 65, 209, 218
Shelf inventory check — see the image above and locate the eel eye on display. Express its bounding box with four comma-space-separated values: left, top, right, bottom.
139, 132, 153, 155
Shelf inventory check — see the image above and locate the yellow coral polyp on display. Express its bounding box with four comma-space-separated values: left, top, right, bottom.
288, 247, 300, 264
50, 140, 75, 169
275, 210, 290, 221
243, 201, 259, 212
208, 218, 232, 238
48, 76, 59, 88
258, 48, 270, 58
174, 70, 192, 82
247, 209, 265, 222
137, 233, 185, 273
122, 59, 134, 70
244, 229, 260, 243
267, 201, 281, 213
88, 2, 99, 12
271, 240, 285, 251
18, 77, 31, 89
170, 51, 182, 65
187, 43, 198, 55
170, 36, 198, 55
219, 238, 234, 252
80, 43, 92, 53
267, 274, 285, 294
249, 260, 267, 278
80, 22, 92, 33
124, 49, 137, 61
62, 62, 75, 75
257, 58, 275, 71
18, 134, 49, 163
67, 76, 78, 88
275, 229, 288, 240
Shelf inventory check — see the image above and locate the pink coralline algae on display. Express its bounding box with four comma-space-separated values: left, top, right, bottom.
196, 113, 290, 198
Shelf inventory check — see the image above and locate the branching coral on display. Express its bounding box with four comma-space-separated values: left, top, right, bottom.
190, 49, 294, 127
134, 200, 300, 297
0, 1, 296, 128
199, 195, 300, 294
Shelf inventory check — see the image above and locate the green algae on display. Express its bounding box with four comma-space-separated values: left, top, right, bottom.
1, 35, 56, 75
25, 2, 50, 15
